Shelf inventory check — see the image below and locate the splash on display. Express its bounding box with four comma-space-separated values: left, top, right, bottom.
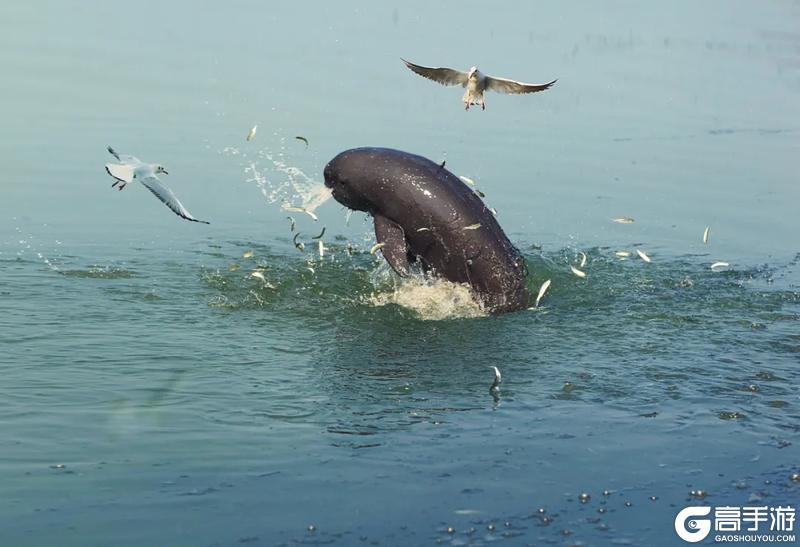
224, 146, 332, 212
369, 277, 486, 320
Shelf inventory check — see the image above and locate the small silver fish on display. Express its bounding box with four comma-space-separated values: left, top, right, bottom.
710, 261, 729, 270
242, 250, 254, 259
490, 366, 501, 389
287, 216, 296, 232
636, 249, 651, 263
282, 205, 318, 222
489, 207, 498, 216
246, 125, 257, 142
535, 279, 551, 307
229, 264, 240, 272
579, 251, 587, 268
312, 227, 326, 240
570, 265, 586, 278
370, 242, 386, 255
293, 233, 305, 251
306, 266, 315, 275
615, 251, 630, 258
250, 271, 266, 282
474, 189, 486, 198
463, 223, 481, 230
459, 175, 476, 186
295, 136, 309, 147
318, 240, 325, 258
703, 226, 710, 244
612, 217, 635, 224
416, 227, 431, 232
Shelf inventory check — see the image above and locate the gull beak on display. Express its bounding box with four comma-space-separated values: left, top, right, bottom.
162, 169, 169, 175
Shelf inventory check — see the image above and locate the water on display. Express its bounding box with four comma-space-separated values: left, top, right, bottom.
2, 1, 799, 546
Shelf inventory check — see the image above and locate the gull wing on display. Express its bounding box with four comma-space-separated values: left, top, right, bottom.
138, 175, 210, 224
401, 59, 468, 87
105, 163, 135, 183
485, 76, 557, 95
107, 146, 142, 166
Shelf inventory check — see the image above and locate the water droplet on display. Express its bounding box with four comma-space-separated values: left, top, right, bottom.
598, 507, 607, 514
307, 525, 316, 533
446, 526, 455, 534
579, 492, 591, 503
624, 501, 632, 507
602, 490, 611, 496
487, 524, 496, 532
537, 507, 547, 514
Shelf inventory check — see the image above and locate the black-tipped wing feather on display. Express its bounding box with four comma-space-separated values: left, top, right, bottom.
485, 76, 557, 95
139, 175, 210, 224
401, 59, 468, 87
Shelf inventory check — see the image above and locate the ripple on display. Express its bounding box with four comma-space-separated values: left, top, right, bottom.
60, 266, 136, 279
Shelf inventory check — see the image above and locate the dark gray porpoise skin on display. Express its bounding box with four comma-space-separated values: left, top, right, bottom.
324, 147, 529, 314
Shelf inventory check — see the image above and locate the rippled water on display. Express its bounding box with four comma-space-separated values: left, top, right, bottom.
2, 1, 799, 546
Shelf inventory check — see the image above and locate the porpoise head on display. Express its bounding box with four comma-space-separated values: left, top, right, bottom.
323, 150, 378, 213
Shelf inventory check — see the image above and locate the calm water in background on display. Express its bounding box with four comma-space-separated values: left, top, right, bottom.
1, 1, 799, 546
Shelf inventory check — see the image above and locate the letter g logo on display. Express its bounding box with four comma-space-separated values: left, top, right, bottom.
674, 506, 711, 542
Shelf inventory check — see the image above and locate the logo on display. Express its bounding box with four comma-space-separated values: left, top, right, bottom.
675, 506, 712, 542
675, 505, 796, 543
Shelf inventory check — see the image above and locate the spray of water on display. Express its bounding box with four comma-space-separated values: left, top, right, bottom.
224, 146, 332, 211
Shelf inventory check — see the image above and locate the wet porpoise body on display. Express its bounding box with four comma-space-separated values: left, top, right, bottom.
324, 148, 528, 314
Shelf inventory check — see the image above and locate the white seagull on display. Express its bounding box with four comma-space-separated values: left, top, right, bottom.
105, 146, 209, 224
402, 59, 556, 111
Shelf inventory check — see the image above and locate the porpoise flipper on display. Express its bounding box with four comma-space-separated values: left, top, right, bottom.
374, 214, 411, 276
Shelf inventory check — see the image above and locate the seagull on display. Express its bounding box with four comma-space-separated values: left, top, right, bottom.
402, 59, 556, 111
105, 146, 209, 224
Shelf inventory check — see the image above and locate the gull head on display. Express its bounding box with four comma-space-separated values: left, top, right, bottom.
155, 165, 169, 175
467, 66, 479, 79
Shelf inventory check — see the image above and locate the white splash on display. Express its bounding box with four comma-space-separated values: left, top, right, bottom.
226, 146, 332, 212
368, 276, 486, 320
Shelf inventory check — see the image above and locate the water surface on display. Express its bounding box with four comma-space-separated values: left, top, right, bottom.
1, 1, 799, 546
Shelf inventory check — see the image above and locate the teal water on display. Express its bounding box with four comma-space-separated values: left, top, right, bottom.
2, 1, 799, 546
